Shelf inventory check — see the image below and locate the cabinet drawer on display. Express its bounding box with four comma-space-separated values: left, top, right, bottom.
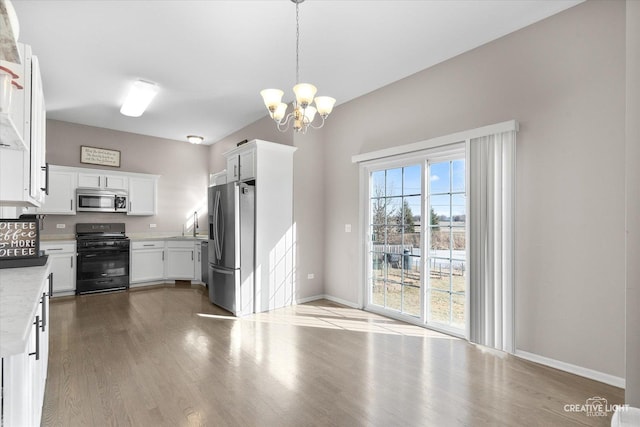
131, 240, 164, 250
41, 242, 75, 253
166, 240, 195, 249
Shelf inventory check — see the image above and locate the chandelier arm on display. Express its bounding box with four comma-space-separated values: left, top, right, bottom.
308, 115, 326, 130
276, 113, 295, 133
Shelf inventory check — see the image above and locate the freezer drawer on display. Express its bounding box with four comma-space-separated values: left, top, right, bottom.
208, 265, 254, 317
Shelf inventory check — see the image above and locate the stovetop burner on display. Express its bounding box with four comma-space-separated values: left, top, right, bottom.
76, 222, 127, 239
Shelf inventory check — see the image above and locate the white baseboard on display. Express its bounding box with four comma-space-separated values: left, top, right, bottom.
295, 294, 325, 304
515, 349, 625, 389
296, 294, 361, 309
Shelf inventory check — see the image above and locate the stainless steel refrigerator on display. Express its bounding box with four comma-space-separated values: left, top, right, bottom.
208, 182, 255, 316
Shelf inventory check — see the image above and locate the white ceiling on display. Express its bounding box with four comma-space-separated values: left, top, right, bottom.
12, 0, 582, 145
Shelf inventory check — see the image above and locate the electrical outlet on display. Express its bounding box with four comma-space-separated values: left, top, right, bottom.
307, 273, 315, 279
56, 224, 66, 229
149, 224, 157, 228
345, 224, 352, 233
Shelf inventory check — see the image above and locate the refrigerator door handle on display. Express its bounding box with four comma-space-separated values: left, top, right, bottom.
215, 190, 225, 261
213, 190, 221, 261
210, 266, 234, 275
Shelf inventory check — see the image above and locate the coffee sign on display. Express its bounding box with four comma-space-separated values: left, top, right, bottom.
0, 220, 40, 259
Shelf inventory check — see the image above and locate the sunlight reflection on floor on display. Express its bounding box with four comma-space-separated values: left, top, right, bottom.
198, 301, 458, 339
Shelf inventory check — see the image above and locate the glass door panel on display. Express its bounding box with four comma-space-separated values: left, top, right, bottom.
426, 159, 466, 331
368, 164, 422, 317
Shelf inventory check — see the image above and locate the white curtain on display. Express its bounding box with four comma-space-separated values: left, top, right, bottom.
468, 130, 516, 353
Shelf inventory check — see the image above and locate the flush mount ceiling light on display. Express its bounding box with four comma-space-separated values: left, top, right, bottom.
120, 79, 159, 117
260, 0, 335, 134
187, 135, 204, 144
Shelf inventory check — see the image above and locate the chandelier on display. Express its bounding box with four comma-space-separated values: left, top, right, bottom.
260, 0, 336, 134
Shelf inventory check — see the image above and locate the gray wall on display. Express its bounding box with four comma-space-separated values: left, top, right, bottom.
317, 0, 624, 379
626, 0, 640, 406
42, 120, 209, 236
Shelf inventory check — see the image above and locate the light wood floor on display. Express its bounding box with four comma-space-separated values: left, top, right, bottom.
41, 284, 623, 427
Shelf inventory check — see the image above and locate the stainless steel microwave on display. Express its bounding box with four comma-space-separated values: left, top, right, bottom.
76, 188, 128, 213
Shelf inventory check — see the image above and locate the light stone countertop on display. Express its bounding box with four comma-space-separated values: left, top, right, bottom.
0, 259, 52, 357
128, 234, 208, 241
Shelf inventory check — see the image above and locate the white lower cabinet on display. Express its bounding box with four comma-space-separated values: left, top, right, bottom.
130, 239, 201, 285
2, 273, 50, 427
130, 241, 165, 283
41, 242, 76, 295
165, 241, 195, 280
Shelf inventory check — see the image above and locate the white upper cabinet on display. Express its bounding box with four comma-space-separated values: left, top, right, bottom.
128, 176, 157, 216
0, 43, 47, 207
226, 145, 256, 183
77, 172, 128, 190
36, 166, 76, 214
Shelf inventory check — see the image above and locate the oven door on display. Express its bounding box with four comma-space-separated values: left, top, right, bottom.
76, 248, 129, 294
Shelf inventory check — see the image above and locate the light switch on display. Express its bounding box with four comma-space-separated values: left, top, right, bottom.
56, 224, 66, 229
149, 224, 157, 228
345, 224, 352, 233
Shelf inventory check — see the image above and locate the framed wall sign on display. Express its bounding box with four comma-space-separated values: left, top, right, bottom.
80, 145, 121, 167
0, 219, 40, 260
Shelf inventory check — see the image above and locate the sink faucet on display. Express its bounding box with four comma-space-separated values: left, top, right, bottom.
193, 211, 198, 237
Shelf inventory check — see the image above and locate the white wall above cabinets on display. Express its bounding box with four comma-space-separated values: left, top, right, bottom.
33, 165, 159, 216
0, 43, 47, 208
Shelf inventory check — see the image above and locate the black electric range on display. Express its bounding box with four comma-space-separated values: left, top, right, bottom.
76, 223, 130, 294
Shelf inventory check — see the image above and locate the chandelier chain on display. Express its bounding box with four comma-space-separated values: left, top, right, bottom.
295, 1, 300, 85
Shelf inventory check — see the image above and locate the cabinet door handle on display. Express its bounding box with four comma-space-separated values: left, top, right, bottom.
49, 272, 53, 297
162, 251, 164, 261
41, 292, 47, 332
234, 164, 237, 178
40, 162, 49, 195
143, 244, 154, 247
29, 316, 40, 360
47, 248, 63, 251
70, 255, 73, 268
98, 176, 101, 187
129, 201, 132, 212
106, 177, 108, 187
191, 251, 194, 261
71, 199, 74, 211
198, 252, 200, 262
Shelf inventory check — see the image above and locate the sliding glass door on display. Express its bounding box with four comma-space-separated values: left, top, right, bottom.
365, 149, 467, 334
426, 159, 466, 331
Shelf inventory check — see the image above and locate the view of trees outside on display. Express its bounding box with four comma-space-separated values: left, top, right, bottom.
368, 157, 466, 331
370, 165, 421, 316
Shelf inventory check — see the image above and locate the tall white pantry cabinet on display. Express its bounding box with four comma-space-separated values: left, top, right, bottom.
224, 140, 297, 313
